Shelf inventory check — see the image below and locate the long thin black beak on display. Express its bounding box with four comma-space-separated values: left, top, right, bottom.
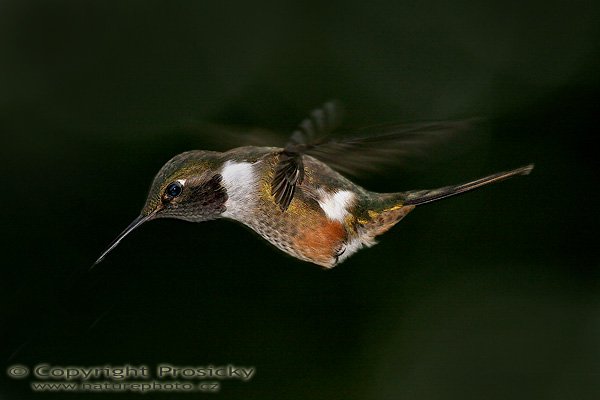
92, 213, 154, 268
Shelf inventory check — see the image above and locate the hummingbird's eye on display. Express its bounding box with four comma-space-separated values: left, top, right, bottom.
165, 181, 183, 198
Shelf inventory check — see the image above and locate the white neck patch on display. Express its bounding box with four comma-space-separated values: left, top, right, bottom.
220, 160, 259, 220
317, 189, 355, 222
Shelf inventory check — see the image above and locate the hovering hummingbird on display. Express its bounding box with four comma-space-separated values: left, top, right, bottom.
94, 102, 533, 268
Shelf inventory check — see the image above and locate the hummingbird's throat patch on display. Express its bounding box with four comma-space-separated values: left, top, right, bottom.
220, 160, 260, 221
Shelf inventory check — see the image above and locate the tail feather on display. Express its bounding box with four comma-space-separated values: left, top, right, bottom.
403, 164, 534, 206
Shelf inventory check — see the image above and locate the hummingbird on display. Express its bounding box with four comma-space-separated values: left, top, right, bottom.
94, 102, 533, 269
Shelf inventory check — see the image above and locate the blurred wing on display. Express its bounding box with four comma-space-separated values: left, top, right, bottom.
271, 101, 345, 210
174, 121, 286, 151
271, 100, 478, 210
303, 119, 477, 176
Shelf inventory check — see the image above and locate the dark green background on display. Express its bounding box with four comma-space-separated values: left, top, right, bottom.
1, 0, 598, 399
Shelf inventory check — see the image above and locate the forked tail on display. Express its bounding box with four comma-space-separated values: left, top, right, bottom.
403, 164, 534, 206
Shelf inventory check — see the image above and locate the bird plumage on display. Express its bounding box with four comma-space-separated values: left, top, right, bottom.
94, 102, 534, 268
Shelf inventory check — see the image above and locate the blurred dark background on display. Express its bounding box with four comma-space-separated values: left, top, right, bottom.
1, 0, 598, 399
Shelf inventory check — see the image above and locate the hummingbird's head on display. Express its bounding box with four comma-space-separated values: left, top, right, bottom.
94, 150, 227, 266
142, 151, 228, 222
